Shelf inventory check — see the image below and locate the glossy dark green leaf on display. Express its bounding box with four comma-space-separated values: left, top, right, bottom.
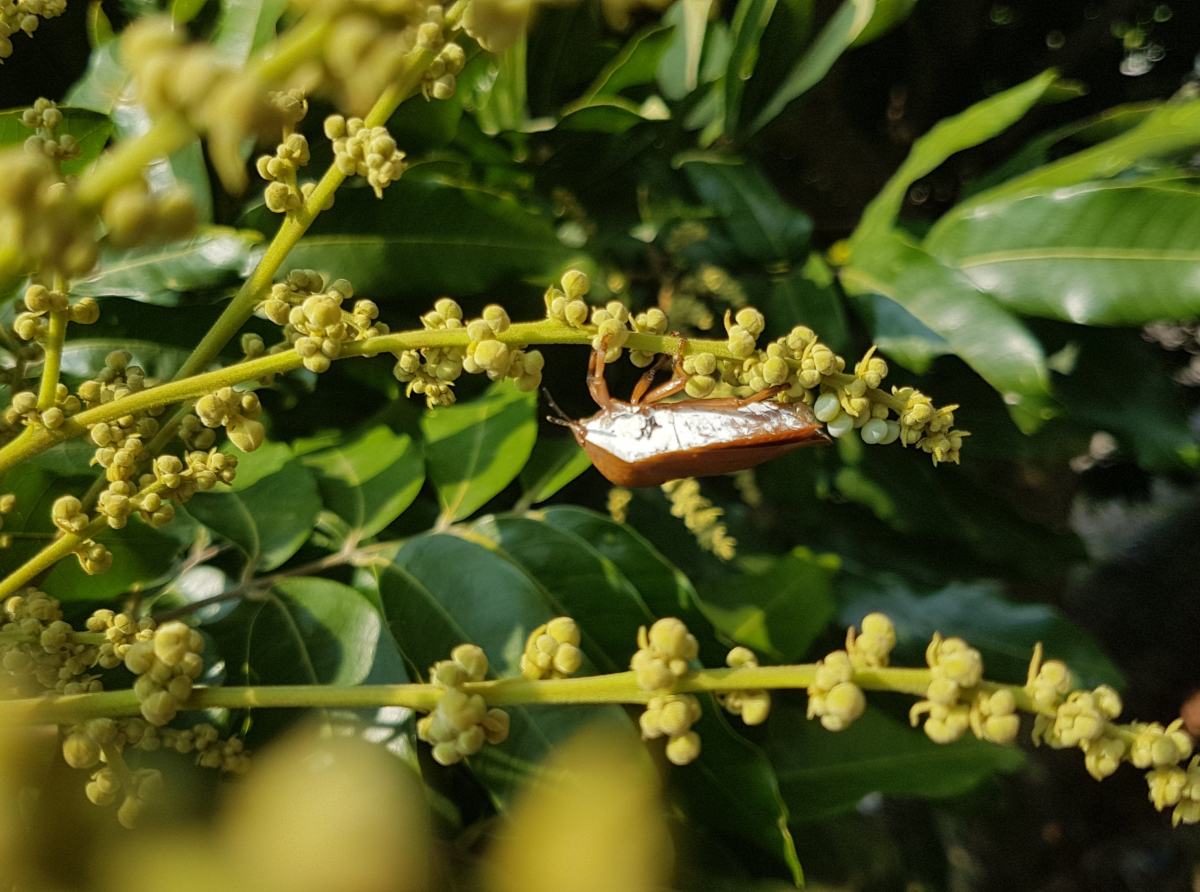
211, 0, 287, 62
535, 505, 705, 623
580, 23, 674, 100
421, 382, 537, 523
961, 101, 1160, 201
0, 464, 183, 602
926, 182, 1200, 326
839, 578, 1123, 689
205, 576, 380, 741
672, 701, 803, 884
852, 70, 1058, 245
468, 512, 800, 879
299, 426, 424, 539
752, 256, 848, 352
378, 533, 622, 798
696, 549, 837, 663
185, 460, 322, 572
841, 232, 1052, 432
749, 0, 875, 133
471, 514, 656, 672
850, 292, 952, 375
721, 0, 779, 135
737, 0, 812, 127
0, 107, 111, 176
767, 703, 1025, 823
557, 96, 671, 133
944, 95, 1200, 227
277, 179, 573, 301
517, 436, 593, 505
72, 229, 259, 305
681, 159, 812, 264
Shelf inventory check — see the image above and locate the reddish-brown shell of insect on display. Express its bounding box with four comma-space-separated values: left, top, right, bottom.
558, 340, 830, 488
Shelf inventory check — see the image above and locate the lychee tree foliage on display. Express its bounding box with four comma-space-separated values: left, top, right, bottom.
3, 0, 1200, 887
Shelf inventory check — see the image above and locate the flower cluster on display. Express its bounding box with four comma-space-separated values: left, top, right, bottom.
463, 304, 544, 392
1, 589, 103, 696
640, 693, 702, 765
258, 132, 313, 214
261, 271, 383, 374
0, 0, 65, 62
718, 646, 770, 725
909, 633, 983, 743
15, 282, 99, 346
806, 650, 866, 732
196, 387, 266, 453
660, 478, 736, 560
147, 449, 239, 502
326, 116, 407, 198
0, 148, 96, 279
101, 179, 197, 248
416, 644, 510, 766
124, 620, 206, 726
20, 97, 78, 164
520, 617, 583, 680
315, 0, 453, 115
845, 612, 897, 668
630, 618, 703, 763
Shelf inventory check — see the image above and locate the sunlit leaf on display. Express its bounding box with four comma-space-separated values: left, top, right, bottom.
421, 382, 537, 523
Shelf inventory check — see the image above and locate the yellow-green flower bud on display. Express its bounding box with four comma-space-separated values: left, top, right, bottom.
62, 732, 101, 769
562, 269, 589, 299
482, 304, 510, 333
665, 730, 701, 765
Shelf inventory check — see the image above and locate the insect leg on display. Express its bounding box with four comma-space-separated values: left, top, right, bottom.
630, 351, 673, 403
691, 386, 790, 410
640, 337, 690, 405
587, 335, 612, 408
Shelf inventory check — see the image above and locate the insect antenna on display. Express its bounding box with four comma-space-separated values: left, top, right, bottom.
542, 388, 574, 428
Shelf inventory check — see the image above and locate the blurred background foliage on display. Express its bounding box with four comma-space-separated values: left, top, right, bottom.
6, 0, 1200, 889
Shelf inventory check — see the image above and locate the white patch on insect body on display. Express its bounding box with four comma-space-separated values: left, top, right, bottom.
582, 400, 817, 464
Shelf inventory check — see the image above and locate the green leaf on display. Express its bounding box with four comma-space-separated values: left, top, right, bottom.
681, 159, 812, 263
205, 577, 380, 741
0, 107, 111, 177
840, 232, 1052, 432
839, 578, 1123, 689
299, 426, 425, 539
211, 0, 287, 62
275, 179, 573, 300
468, 513, 800, 879
185, 460, 322, 572
749, 0, 875, 133
557, 96, 671, 133
941, 95, 1200, 230
657, 0, 712, 100
925, 182, 1200, 326
171, 0, 209, 25
72, 229, 261, 305
721, 0, 779, 135
852, 69, 1058, 246
517, 436, 593, 505
695, 549, 837, 662
535, 506, 706, 623
850, 292, 952, 374
473, 36, 529, 135
767, 703, 1025, 823
851, 0, 916, 45
421, 382, 537, 523
581, 23, 674, 101
63, 42, 126, 115
378, 533, 623, 798
752, 256, 848, 352
673, 702, 803, 884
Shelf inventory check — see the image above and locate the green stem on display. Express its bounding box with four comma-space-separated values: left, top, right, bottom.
0, 515, 106, 600
36, 309, 68, 411
0, 664, 1052, 726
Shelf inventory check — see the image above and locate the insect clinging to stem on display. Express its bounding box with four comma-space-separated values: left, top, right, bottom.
546, 337, 831, 488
